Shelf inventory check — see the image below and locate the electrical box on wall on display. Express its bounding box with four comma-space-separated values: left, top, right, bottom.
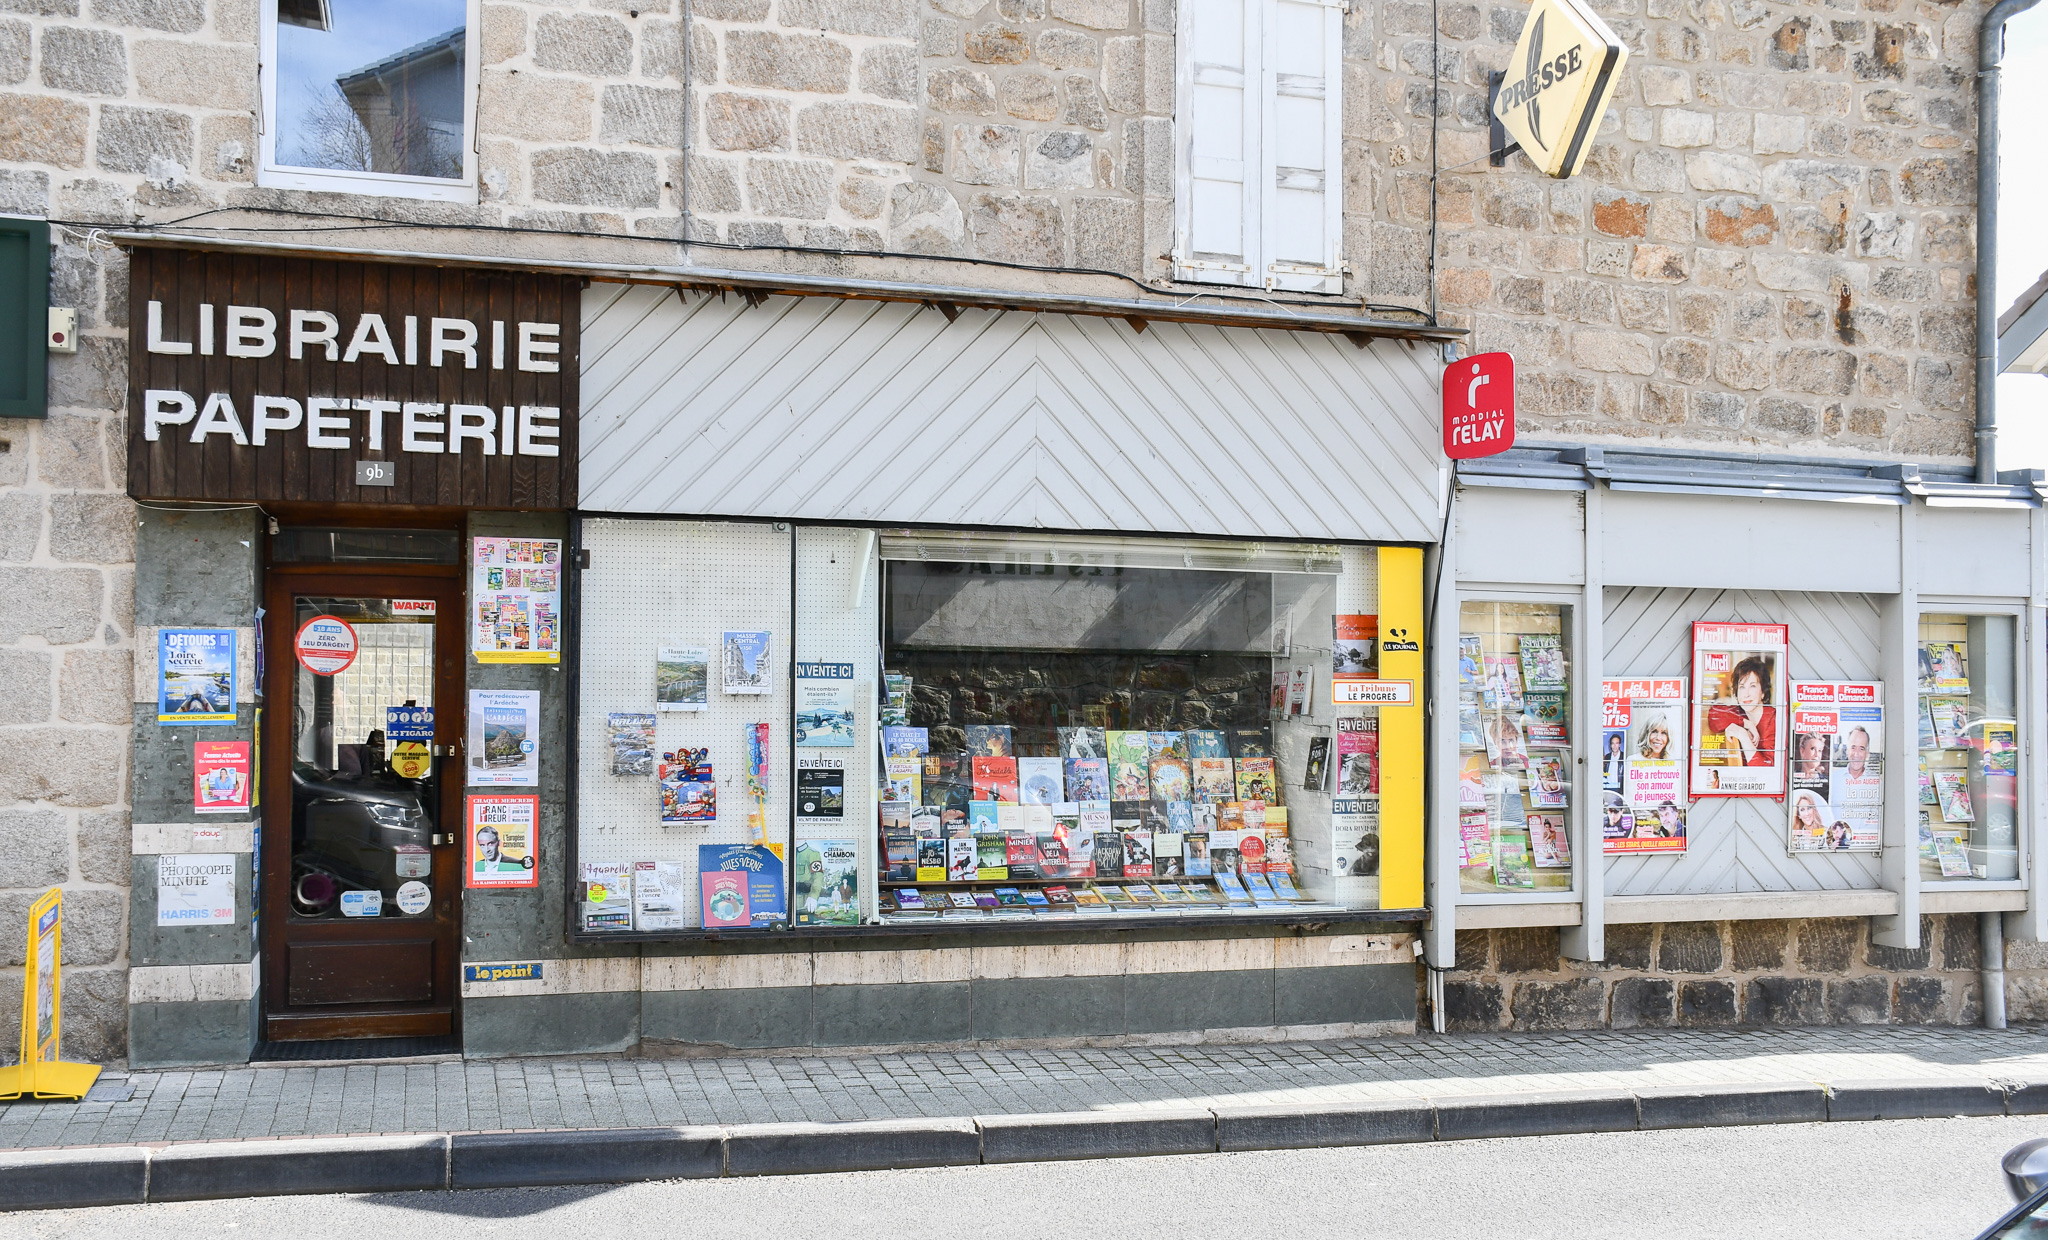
0, 217, 46, 419
47, 308, 74, 354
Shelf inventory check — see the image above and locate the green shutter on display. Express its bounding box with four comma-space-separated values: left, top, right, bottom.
0, 217, 48, 420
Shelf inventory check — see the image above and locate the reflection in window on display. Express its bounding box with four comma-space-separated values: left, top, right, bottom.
276, 0, 468, 180
1458, 602, 1573, 893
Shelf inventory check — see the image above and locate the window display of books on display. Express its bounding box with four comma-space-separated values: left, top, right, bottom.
1458, 607, 1573, 893
1915, 623, 2018, 882
873, 716, 1328, 919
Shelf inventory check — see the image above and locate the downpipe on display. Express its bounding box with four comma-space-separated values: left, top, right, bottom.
1985, 911, 2009, 1030
1976, 0, 2046, 483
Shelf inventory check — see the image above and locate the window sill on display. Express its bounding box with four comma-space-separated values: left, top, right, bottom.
567, 905, 1426, 945
257, 166, 478, 205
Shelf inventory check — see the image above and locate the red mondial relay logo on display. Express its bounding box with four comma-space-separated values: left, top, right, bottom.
1443, 351, 1515, 459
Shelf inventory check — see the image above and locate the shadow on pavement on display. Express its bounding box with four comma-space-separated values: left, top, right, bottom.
359, 1183, 627, 1217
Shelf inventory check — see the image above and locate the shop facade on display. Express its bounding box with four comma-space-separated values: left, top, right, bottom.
1430, 447, 2048, 1029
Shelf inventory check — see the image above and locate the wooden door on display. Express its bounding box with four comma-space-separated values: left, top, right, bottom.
261, 564, 465, 1041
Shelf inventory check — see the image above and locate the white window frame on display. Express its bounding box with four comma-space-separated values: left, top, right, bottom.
1173, 0, 1344, 294
258, 0, 481, 204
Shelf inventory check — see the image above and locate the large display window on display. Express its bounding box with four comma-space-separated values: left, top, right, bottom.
1918, 613, 2021, 882
868, 531, 1400, 922
1456, 601, 1574, 893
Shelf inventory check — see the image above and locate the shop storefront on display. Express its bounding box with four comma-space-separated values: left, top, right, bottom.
125, 247, 578, 1063
125, 258, 1458, 1064
1431, 446, 2048, 1008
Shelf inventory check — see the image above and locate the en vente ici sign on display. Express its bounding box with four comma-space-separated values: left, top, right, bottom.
141, 301, 564, 457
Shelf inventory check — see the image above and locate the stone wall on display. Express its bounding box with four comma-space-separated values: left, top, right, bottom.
1374, 0, 1985, 460
0, 234, 132, 1066
1440, 914, 2040, 1030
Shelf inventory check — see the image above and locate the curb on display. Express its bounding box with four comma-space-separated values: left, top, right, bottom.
5, 1075, 2043, 1212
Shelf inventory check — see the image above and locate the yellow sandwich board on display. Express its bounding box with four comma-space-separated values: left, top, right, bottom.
0, 889, 101, 1100
1491, 0, 1628, 178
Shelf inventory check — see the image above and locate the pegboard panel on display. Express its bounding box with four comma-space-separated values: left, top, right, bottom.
577, 518, 793, 920
793, 527, 880, 918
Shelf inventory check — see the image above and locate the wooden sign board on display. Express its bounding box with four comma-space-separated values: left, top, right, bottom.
126, 247, 580, 509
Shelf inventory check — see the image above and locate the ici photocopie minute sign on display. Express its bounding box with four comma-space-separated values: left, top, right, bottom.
126, 248, 581, 509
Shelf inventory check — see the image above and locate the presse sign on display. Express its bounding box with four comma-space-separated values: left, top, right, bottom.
127, 249, 580, 508
1491, 0, 1627, 179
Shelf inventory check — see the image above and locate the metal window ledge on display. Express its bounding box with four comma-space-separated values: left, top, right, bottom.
566, 906, 1427, 945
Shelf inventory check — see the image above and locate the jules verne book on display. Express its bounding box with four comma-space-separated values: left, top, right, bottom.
1148, 756, 1192, 803
1265, 872, 1303, 900
1235, 757, 1278, 803
1108, 731, 1151, 799
965, 724, 1014, 757
1064, 757, 1110, 802
1214, 873, 1253, 903
971, 756, 1018, 802
1243, 874, 1280, 903
1191, 757, 1235, 803
1057, 726, 1108, 759
1185, 730, 1228, 759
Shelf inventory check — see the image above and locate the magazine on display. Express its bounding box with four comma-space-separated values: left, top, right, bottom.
1929, 698, 1966, 749
1482, 712, 1528, 773
1459, 809, 1492, 872
1934, 770, 1975, 822
655, 647, 709, 712
1920, 641, 1969, 695
1483, 654, 1526, 712
605, 712, 655, 776
1492, 827, 1535, 888
1525, 753, 1569, 808
1191, 757, 1235, 803
1528, 812, 1571, 867
1523, 691, 1569, 747
1519, 634, 1567, 691
1458, 635, 1485, 697
1936, 831, 1973, 877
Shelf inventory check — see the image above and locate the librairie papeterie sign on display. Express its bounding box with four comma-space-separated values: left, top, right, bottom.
127, 248, 580, 508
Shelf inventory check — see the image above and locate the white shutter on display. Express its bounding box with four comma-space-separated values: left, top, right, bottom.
1261, 0, 1342, 292
1175, 0, 1260, 286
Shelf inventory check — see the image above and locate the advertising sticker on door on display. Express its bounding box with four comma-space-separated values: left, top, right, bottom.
294, 614, 359, 676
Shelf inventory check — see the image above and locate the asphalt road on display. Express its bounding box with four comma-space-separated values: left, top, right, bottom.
1, 1115, 2035, 1240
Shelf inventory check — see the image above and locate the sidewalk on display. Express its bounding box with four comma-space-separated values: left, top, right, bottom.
7, 1025, 2048, 1150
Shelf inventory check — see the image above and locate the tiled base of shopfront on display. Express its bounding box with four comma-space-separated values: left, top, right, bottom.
1444, 915, 2048, 1031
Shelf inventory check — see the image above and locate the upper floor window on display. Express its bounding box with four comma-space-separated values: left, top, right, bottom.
1174, 0, 1343, 293
260, 0, 479, 202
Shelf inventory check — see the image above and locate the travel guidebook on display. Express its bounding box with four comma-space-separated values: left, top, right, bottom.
656, 647, 709, 711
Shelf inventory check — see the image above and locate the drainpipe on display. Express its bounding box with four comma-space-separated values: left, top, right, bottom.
1977, 0, 2044, 484
1984, 911, 2009, 1029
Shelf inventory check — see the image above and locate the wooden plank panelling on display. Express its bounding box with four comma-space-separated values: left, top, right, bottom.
126, 247, 580, 508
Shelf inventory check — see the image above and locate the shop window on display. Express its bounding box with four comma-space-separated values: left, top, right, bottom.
871, 531, 1387, 921
1918, 614, 2021, 882
261, 0, 478, 202
1457, 601, 1574, 893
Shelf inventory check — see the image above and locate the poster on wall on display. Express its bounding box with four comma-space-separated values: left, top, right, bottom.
1787, 682, 1883, 853
656, 647, 709, 711
157, 628, 236, 724
660, 747, 716, 823
1600, 677, 1689, 854
156, 854, 236, 925
471, 537, 562, 664
465, 793, 539, 888
699, 843, 786, 927
468, 689, 540, 787
795, 838, 860, 926
192, 741, 252, 814
1690, 622, 1788, 798
722, 630, 772, 694
793, 662, 856, 746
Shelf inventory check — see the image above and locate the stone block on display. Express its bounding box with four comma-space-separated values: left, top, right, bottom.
1550, 277, 1612, 324
39, 25, 125, 95
1776, 347, 1857, 397
1442, 979, 1501, 1030
134, 41, 254, 110
1747, 976, 1826, 1025
1701, 196, 1776, 247
1762, 159, 1865, 204
1691, 391, 1745, 429
1494, 926, 1560, 973
1654, 922, 1723, 973
600, 84, 684, 147
921, 116, 945, 170
922, 16, 961, 55
980, 1109, 1214, 1163
1436, 1089, 1636, 1140
1918, 306, 1973, 356
1591, 187, 1646, 238
705, 94, 791, 151
1024, 129, 1092, 189
535, 12, 634, 75
1510, 977, 1603, 1030
745, 157, 833, 218
1039, 28, 1097, 67
1572, 330, 1656, 376
780, 0, 917, 37
796, 102, 918, 162
0, 567, 101, 644
1630, 245, 1689, 284
1602, 922, 1651, 970
1752, 396, 1817, 436
531, 149, 661, 208
1214, 1099, 1434, 1151
1070, 195, 1136, 271
952, 122, 1019, 185
0, 166, 45, 214
684, 155, 741, 213
929, 66, 998, 114
834, 175, 884, 219
49, 493, 133, 564
200, 115, 252, 181
59, 648, 130, 725
1658, 108, 1714, 147
1913, 358, 1968, 412
889, 181, 966, 254
1826, 976, 1890, 1024
1731, 919, 1787, 971
0, 806, 64, 886
1003, 72, 1058, 120
0, 645, 51, 724
481, 4, 525, 64
1050, 0, 1129, 27
0, 491, 39, 564
0, 93, 87, 168
76, 806, 125, 885
1674, 980, 1739, 1026
1610, 977, 1674, 1028
968, 193, 1062, 265
0, 18, 26, 86
1892, 976, 1946, 1024
0, 886, 119, 964
1062, 75, 1107, 130
967, 22, 1030, 62
1638, 65, 1692, 106
1940, 914, 1981, 971
1637, 1083, 1827, 1129
726, 1119, 979, 1177
860, 44, 918, 102
1102, 35, 1141, 112
1000, 0, 1046, 18
480, 71, 597, 144
728, 31, 852, 92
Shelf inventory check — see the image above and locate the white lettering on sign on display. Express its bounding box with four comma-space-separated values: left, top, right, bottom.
145, 302, 561, 373
142, 388, 562, 458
